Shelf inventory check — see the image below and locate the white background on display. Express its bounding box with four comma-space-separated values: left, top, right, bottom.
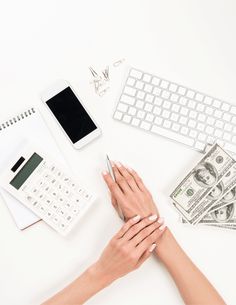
0, 1, 236, 304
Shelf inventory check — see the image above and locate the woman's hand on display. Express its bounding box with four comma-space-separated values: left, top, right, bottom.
103, 162, 158, 220
91, 214, 166, 284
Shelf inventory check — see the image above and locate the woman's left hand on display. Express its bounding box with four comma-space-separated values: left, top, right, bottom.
91, 214, 166, 285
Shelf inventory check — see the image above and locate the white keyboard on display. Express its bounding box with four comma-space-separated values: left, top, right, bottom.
113, 67, 236, 154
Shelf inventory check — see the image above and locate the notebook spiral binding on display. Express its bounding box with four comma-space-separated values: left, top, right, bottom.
0, 108, 36, 131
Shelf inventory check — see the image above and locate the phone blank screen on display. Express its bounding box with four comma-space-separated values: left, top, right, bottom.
46, 87, 97, 143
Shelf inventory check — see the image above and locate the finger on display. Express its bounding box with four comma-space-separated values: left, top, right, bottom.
122, 215, 159, 241
112, 164, 132, 194
102, 170, 125, 201
136, 243, 156, 268
136, 224, 166, 255
115, 162, 139, 192
130, 217, 164, 246
126, 167, 150, 194
116, 215, 141, 238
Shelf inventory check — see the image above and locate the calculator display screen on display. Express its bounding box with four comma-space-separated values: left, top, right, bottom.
10, 153, 43, 190
46, 87, 97, 144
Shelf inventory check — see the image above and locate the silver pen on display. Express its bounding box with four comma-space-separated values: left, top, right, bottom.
106, 154, 124, 220
106, 154, 116, 181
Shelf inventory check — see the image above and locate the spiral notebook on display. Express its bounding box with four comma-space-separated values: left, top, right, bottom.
0, 107, 66, 230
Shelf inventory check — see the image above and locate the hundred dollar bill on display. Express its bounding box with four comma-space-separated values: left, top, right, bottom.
170, 144, 235, 220
174, 164, 236, 224
199, 202, 236, 227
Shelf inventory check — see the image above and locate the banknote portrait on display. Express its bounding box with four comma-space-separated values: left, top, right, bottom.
193, 162, 218, 188
212, 204, 234, 222
221, 186, 236, 203
206, 182, 224, 200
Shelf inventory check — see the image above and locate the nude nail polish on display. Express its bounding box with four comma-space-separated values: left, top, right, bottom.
159, 224, 166, 231
148, 214, 158, 221
149, 243, 157, 252
132, 215, 141, 222
102, 171, 108, 175
116, 162, 122, 168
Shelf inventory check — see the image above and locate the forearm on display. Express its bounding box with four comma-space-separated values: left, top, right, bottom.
156, 229, 226, 305
42, 263, 111, 305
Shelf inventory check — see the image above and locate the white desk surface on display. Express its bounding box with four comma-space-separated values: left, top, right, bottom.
1, 1, 236, 304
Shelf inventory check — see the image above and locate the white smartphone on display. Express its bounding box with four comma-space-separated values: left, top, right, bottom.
41, 80, 101, 149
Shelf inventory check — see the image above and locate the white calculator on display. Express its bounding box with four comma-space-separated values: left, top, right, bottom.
0, 145, 96, 235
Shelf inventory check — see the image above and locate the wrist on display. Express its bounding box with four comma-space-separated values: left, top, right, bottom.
87, 261, 114, 289
154, 228, 178, 263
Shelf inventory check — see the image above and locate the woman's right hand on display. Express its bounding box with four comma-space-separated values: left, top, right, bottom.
91, 214, 166, 285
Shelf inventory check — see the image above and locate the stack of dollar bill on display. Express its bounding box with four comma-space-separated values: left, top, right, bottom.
170, 143, 236, 229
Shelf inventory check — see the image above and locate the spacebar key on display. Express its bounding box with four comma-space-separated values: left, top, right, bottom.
151, 125, 194, 146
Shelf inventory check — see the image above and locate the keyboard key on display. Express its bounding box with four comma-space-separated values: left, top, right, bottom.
154, 97, 163, 106
224, 143, 236, 154
222, 113, 232, 121
215, 120, 224, 128
154, 117, 163, 125
196, 104, 205, 112
206, 117, 215, 125
163, 100, 171, 109
186, 90, 195, 99
187, 100, 196, 109
172, 104, 180, 112
151, 125, 194, 146
162, 110, 170, 119
135, 81, 144, 90
120, 94, 135, 105
127, 77, 136, 86
169, 83, 178, 92
124, 86, 136, 96
195, 141, 205, 151
123, 114, 132, 123
145, 94, 154, 103
144, 103, 153, 112
195, 93, 204, 102
143, 74, 152, 82
180, 107, 189, 116
153, 106, 162, 115
214, 109, 223, 118
144, 84, 153, 93
204, 96, 213, 105
179, 116, 188, 124
198, 133, 207, 141
231, 106, 236, 114
188, 119, 197, 128
128, 107, 137, 116
189, 130, 198, 138
223, 132, 231, 141
214, 129, 223, 137
171, 93, 179, 102
178, 86, 186, 95
137, 110, 145, 119
189, 110, 197, 119
172, 123, 180, 131
221, 103, 230, 111
140, 121, 151, 131
163, 120, 172, 128
224, 123, 232, 132
196, 123, 205, 131
153, 87, 162, 96
117, 103, 128, 112
162, 90, 171, 99
213, 100, 221, 108
137, 91, 145, 99
180, 126, 189, 135
146, 114, 154, 122
205, 106, 214, 115
205, 126, 214, 135
131, 118, 140, 126
151, 77, 160, 86
136, 100, 144, 109
160, 80, 169, 89
130, 69, 142, 79
170, 113, 179, 122
198, 113, 206, 122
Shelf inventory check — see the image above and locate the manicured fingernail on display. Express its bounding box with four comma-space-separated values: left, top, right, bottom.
157, 217, 164, 224
149, 243, 157, 252
102, 171, 108, 175
132, 215, 141, 222
116, 162, 122, 168
111, 160, 115, 167
148, 214, 157, 221
159, 224, 166, 231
